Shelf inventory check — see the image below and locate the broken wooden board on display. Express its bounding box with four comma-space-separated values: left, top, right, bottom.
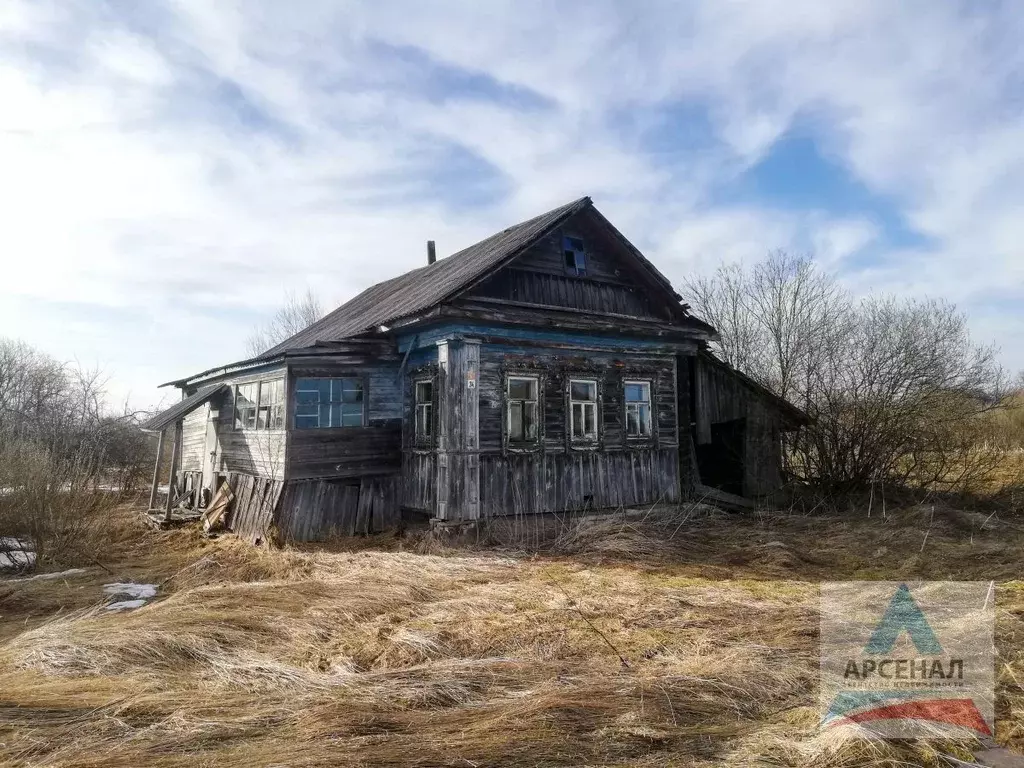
200, 481, 235, 533
693, 483, 754, 510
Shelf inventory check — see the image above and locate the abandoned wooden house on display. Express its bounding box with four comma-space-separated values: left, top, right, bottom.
142, 196, 808, 541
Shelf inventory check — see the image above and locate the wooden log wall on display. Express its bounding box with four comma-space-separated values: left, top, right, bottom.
275, 475, 399, 541
467, 344, 682, 518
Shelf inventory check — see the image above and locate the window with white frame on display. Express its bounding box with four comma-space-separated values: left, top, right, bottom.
234, 379, 284, 430
506, 376, 539, 443
569, 379, 598, 441
414, 380, 433, 442
257, 379, 285, 430
294, 377, 365, 429
234, 382, 258, 430
624, 380, 652, 438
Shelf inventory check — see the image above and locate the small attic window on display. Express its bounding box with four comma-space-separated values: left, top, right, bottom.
563, 235, 586, 276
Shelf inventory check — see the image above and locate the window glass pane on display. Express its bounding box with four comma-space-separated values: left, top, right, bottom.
509, 401, 523, 440
244, 409, 257, 430
416, 381, 432, 403
270, 405, 285, 430
295, 378, 318, 394
508, 378, 536, 400
575, 252, 586, 272
571, 403, 582, 437
570, 380, 596, 401
256, 407, 269, 429
639, 404, 650, 435
523, 402, 537, 440
236, 383, 257, 407
626, 408, 639, 435
341, 403, 363, 426
323, 404, 335, 427
261, 379, 283, 406
295, 414, 319, 429
295, 404, 318, 418
584, 404, 596, 436
341, 378, 363, 403
319, 379, 333, 401
295, 389, 319, 405
625, 383, 649, 402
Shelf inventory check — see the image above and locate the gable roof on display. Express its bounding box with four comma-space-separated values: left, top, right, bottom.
260, 196, 595, 358
261, 196, 709, 359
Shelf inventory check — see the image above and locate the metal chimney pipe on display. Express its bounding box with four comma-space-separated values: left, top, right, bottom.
427, 240, 436, 265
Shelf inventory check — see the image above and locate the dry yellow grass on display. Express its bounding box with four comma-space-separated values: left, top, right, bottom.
2, 502, 1024, 766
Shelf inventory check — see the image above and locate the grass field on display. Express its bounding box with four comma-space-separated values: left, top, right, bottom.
3, 501, 1024, 767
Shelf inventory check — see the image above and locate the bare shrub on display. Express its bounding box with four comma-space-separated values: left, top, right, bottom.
0, 338, 155, 569
245, 288, 324, 357
686, 252, 1014, 492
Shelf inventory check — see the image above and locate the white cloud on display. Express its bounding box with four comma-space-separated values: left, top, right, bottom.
1, 0, 1023, 407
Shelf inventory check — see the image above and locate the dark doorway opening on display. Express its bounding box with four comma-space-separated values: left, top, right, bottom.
695, 417, 746, 496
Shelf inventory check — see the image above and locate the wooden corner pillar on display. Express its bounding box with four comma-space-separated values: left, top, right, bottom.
435, 338, 480, 522
164, 420, 182, 522
148, 429, 166, 511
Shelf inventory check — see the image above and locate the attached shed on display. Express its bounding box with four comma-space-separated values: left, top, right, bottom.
691, 351, 809, 499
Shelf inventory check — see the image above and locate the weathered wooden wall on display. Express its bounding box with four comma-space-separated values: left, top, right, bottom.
212, 369, 287, 480
479, 448, 679, 516
693, 354, 783, 497
225, 472, 284, 544
422, 343, 683, 518
285, 360, 402, 481
276, 475, 399, 541
180, 403, 208, 472
464, 210, 673, 321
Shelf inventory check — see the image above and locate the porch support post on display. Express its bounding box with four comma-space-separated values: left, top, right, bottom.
164, 420, 182, 522
148, 429, 166, 511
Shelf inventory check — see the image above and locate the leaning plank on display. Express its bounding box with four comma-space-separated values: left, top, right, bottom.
355, 481, 373, 535
694, 483, 754, 510
200, 481, 235, 533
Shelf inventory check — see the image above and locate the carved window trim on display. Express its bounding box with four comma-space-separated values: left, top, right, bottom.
624, 379, 654, 441
568, 377, 599, 445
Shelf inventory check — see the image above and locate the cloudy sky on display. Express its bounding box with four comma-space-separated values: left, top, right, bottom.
2, 1, 1023, 409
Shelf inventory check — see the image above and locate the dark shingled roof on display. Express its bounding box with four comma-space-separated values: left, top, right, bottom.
260, 196, 593, 358
142, 383, 227, 432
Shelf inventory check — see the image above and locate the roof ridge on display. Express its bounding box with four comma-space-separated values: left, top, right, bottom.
257, 195, 593, 358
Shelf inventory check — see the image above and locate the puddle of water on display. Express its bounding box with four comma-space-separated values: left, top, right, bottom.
0, 537, 36, 570
103, 582, 159, 611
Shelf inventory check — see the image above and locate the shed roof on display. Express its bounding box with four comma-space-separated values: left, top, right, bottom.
697, 350, 811, 426
142, 383, 227, 432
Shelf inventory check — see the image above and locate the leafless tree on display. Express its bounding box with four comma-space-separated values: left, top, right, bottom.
685, 251, 1013, 492
245, 288, 324, 357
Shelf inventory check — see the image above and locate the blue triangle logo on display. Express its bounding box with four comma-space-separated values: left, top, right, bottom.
865, 583, 942, 655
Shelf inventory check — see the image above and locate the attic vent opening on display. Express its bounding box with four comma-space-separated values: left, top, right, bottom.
563, 236, 586, 276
